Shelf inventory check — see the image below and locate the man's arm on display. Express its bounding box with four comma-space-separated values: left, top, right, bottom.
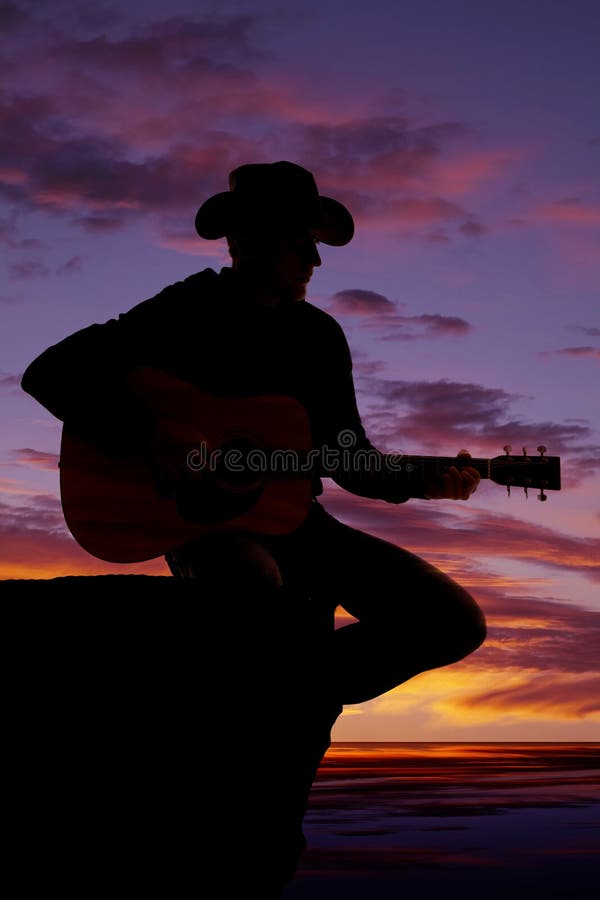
21, 321, 129, 425
317, 317, 479, 503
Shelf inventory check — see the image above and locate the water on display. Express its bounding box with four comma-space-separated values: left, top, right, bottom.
285, 743, 600, 899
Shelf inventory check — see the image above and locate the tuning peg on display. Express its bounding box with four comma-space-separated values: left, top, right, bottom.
524, 486, 528, 499
537, 445, 547, 457
506, 484, 511, 497
522, 446, 528, 457
537, 488, 547, 502
503, 444, 512, 456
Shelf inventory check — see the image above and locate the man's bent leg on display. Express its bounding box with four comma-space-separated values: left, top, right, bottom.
291, 507, 487, 705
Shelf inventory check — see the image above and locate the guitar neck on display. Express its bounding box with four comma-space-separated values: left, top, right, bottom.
285, 452, 491, 481
400, 455, 491, 480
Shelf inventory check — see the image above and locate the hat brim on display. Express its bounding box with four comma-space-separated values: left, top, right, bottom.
195, 193, 354, 246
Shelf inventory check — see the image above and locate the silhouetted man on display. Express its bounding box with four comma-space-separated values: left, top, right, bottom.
21, 161, 486, 898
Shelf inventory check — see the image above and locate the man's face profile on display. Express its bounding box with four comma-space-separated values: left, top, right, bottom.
229, 229, 322, 302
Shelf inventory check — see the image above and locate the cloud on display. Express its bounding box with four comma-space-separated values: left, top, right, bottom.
327, 291, 472, 341
320, 485, 600, 584
74, 213, 132, 233
11, 447, 60, 470
357, 377, 600, 480
365, 663, 599, 728
0, 373, 22, 388
568, 325, 600, 337
432, 148, 529, 198
539, 346, 600, 361
329, 289, 397, 316
319, 483, 599, 726
459, 220, 488, 237
56, 255, 83, 275
0, 494, 168, 578
0, 1, 27, 30
9, 260, 49, 280
56, 11, 265, 72
530, 197, 600, 227
0, 7, 507, 249
452, 672, 600, 720
377, 313, 472, 341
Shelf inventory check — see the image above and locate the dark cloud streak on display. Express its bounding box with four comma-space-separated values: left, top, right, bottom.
328, 291, 472, 341
358, 377, 599, 481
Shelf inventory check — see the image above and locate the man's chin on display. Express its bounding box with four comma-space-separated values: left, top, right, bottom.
281, 283, 307, 302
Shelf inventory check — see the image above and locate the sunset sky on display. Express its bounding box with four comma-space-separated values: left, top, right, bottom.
1, 0, 599, 740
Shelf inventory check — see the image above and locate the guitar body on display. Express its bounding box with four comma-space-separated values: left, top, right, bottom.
59, 367, 562, 564
60, 367, 315, 563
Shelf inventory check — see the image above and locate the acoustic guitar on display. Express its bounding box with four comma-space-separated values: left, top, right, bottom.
59, 366, 561, 563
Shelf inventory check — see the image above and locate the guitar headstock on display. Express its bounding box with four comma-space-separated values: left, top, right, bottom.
490, 445, 561, 500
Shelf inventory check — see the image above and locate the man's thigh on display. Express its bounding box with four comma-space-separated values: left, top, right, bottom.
283, 504, 479, 628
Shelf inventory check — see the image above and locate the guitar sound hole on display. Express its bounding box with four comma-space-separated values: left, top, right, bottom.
174, 480, 261, 524
214, 437, 265, 491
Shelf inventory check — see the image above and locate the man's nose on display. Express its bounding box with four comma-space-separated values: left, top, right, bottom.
310, 243, 322, 266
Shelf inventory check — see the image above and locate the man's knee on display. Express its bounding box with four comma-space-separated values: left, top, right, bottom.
443, 593, 487, 663
168, 534, 283, 590
212, 536, 284, 591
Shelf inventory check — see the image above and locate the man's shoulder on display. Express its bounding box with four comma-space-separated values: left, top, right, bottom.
159, 266, 221, 299
118, 268, 221, 323
300, 300, 348, 342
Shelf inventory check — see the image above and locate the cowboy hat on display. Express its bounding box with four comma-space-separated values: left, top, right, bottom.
195, 161, 354, 246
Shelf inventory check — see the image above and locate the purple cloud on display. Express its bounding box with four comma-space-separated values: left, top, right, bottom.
56, 255, 83, 275
0, 7, 493, 250
377, 313, 472, 341
0, 1, 27, 30
568, 325, 600, 337
0, 373, 22, 388
346, 377, 600, 485
329, 289, 397, 316
328, 291, 471, 341
9, 260, 49, 281
459, 220, 488, 237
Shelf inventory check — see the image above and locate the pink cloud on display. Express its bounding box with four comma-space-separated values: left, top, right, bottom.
371, 195, 469, 228
539, 346, 600, 361
329, 289, 396, 316
530, 197, 600, 226
11, 448, 60, 470
432, 148, 528, 198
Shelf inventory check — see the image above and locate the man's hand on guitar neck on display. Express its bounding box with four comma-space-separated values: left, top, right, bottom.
422, 449, 480, 501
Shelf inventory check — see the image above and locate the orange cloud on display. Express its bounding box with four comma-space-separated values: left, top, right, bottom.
323, 488, 600, 583
452, 671, 600, 721
363, 666, 599, 725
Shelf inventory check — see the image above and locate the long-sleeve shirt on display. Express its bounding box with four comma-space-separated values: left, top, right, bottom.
21, 266, 425, 503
